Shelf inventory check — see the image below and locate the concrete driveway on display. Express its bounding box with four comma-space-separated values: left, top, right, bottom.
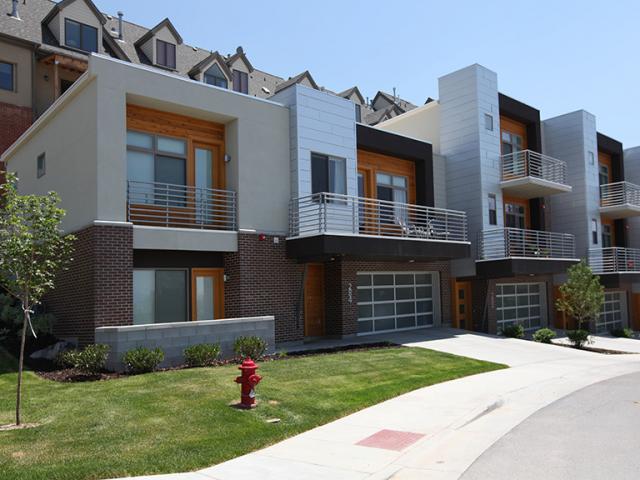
114, 329, 640, 480
462, 371, 640, 480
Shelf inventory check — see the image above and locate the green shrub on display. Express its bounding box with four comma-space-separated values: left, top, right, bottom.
567, 329, 592, 349
55, 344, 110, 374
233, 336, 268, 360
122, 347, 164, 374
55, 349, 78, 369
501, 324, 524, 339
183, 343, 220, 367
533, 328, 556, 344
610, 327, 634, 338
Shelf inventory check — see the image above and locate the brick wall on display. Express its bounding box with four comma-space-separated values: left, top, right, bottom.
326, 258, 452, 336
45, 223, 133, 345
0, 102, 31, 155
224, 233, 305, 343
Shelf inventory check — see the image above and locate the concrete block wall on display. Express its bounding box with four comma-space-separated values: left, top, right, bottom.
438, 64, 501, 275
543, 110, 600, 259
95, 316, 275, 371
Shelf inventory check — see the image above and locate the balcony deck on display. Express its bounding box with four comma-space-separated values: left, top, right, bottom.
499, 150, 572, 198
589, 247, 640, 274
599, 182, 640, 218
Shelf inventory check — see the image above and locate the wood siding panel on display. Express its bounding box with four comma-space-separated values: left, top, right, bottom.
357, 149, 417, 204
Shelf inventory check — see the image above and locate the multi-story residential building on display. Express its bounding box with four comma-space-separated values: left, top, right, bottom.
0, 53, 469, 362
379, 64, 640, 334
0, 0, 414, 156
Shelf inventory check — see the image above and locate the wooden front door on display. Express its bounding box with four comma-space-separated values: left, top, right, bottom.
304, 263, 325, 337
453, 281, 472, 330
191, 268, 224, 320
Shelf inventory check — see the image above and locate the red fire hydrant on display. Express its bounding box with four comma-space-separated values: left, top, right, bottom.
235, 358, 262, 409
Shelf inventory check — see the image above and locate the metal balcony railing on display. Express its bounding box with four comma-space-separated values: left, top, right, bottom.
501, 150, 568, 185
127, 180, 236, 230
588, 247, 640, 274
289, 192, 468, 242
600, 181, 640, 208
478, 227, 575, 260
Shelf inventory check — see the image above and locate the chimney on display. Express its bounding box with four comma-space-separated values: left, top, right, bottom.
117, 11, 124, 40
10, 0, 19, 19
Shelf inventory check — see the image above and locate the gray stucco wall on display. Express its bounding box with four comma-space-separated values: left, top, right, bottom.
95, 316, 275, 371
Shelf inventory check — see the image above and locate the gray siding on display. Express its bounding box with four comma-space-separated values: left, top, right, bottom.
624, 146, 640, 249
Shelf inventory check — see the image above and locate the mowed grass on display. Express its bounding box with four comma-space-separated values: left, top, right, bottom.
0, 346, 505, 480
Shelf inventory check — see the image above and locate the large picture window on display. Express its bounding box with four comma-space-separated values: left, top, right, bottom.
311, 153, 347, 197
133, 269, 188, 325
156, 39, 176, 69
126, 130, 187, 205
64, 19, 98, 52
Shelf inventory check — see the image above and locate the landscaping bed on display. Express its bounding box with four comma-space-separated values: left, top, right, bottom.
0, 345, 505, 480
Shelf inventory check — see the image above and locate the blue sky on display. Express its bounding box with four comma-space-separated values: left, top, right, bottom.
94, 0, 640, 146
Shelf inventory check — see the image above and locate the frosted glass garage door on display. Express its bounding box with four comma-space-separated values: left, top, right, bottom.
596, 291, 626, 334
496, 283, 545, 331
357, 272, 438, 335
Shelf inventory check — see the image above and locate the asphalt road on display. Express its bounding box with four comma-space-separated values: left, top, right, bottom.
461, 371, 640, 480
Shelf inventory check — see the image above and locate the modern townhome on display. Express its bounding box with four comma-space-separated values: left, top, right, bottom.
0, 0, 415, 156
0, 53, 470, 357
378, 64, 582, 335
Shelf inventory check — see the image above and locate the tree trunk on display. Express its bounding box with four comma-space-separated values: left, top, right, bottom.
15, 302, 29, 426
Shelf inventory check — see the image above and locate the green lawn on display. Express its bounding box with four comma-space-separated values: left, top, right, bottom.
0, 346, 505, 480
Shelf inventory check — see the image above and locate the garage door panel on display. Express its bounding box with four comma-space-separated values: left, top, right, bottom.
597, 291, 626, 333
357, 271, 439, 335
496, 282, 546, 331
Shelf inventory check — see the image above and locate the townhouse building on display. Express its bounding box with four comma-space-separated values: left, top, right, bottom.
1, 53, 469, 358
0, 0, 412, 156
378, 63, 639, 335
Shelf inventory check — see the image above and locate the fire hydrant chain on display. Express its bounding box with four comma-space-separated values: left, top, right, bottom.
235, 358, 262, 409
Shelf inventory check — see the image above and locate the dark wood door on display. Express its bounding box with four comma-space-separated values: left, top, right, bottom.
453, 281, 472, 330
304, 264, 325, 337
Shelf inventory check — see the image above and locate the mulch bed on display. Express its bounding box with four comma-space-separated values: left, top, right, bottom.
34, 342, 401, 383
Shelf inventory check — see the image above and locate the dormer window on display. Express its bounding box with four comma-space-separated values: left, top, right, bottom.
156, 39, 176, 69
65, 18, 98, 53
204, 64, 228, 88
232, 70, 248, 94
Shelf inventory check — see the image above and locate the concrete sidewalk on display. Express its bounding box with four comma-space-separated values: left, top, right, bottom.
113, 329, 640, 480
553, 333, 640, 353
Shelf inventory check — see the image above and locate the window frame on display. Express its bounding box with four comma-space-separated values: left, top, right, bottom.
601, 223, 613, 248
156, 39, 177, 69
232, 69, 249, 94
133, 268, 189, 325
64, 18, 98, 53
37, 153, 46, 178
0, 61, 14, 92
355, 103, 362, 123
311, 152, 347, 199
591, 219, 599, 245
203, 64, 228, 88
488, 193, 497, 225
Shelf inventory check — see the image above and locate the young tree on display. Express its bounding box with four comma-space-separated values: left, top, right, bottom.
0, 174, 74, 426
556, 261, 604, 332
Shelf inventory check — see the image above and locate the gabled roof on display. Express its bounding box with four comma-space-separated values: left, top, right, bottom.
338, 86, 365, 104
365, 104, 404, 126
225, 46, 254, 73
372, 90, 417, 113
42, 0, 106, 26
274, 70, 319, 94
188, 51, 232, 79
102, 28, 130, 61
134, 17, 183, 47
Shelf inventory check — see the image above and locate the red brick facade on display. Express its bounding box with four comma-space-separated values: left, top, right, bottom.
0, 102, 32, 155
46, 223, 133, 345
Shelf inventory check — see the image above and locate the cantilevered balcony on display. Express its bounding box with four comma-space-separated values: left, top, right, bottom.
127, 180, 237, 230
476, 227, 577, 277
588, 247, 640, 274
599, 182, 640, 218
500, 150, 572, 198
287, 192, 470, 260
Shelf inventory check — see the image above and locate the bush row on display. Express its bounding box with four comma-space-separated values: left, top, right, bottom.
55, 335, 269, 375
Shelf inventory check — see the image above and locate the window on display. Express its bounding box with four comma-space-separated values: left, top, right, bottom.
505, 202, 526, 229
484, 113, 494, 131
599, 164, 610, 186
133, 269, 188, 325
377, 173, 408, 223
602, 223, 613, 248
0, 61, 14, 91
156, 39, 176, 69
592, 219, 598, 245
203, 64, 228, 88
64, 19, 98, 52
37, 153, 46, 178
232, 69, 248, 94
501, 131, 523, 155
488, 194, 497, 225
311, 153, 346, 196
355, 104, 362, 123
127, 130, 187, 205
588, 151, 595, 165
